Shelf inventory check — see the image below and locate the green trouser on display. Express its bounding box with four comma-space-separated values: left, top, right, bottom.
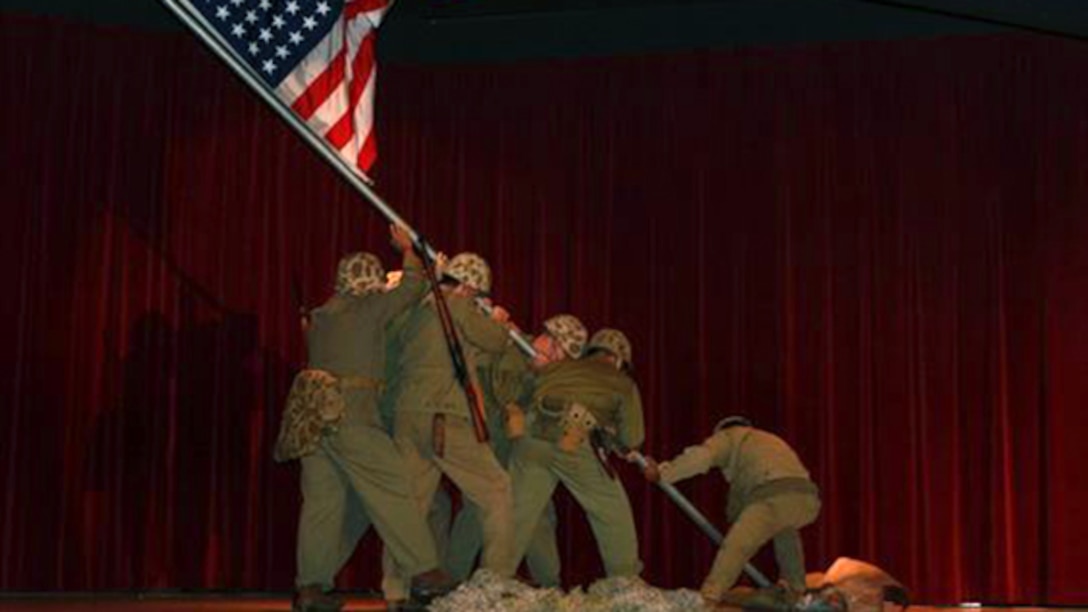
509, 437, 642, 578
383, 410, 516, 596
296, 389, 440, 590
377, 481, 452, 601
428, 484, 453, 560
446, 497, 560, 585
702, 492, 821, 599
445, 433, 561, 584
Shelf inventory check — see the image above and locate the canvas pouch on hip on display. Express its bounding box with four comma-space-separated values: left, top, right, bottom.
273, 369, 347, 462
557, 402, 598, 453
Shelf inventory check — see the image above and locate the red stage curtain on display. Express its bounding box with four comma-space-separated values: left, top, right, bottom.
2, 13, 1086, 604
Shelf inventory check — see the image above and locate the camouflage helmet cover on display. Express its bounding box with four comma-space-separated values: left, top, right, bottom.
543, 314, 588, 359
587, 328, 632, 365
444, 252, 492, 294
335, 252, 385, 297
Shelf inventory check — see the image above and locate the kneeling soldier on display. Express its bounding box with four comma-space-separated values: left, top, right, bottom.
643, 417, 821, 603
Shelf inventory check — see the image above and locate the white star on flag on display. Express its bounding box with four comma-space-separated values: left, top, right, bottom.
187, 0, 397, 175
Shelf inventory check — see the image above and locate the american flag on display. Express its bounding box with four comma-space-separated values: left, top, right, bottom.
191, 0, 393, 174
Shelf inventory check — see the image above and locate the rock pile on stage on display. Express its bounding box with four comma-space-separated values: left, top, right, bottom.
428, 557, 907, 611
429, 570, 703, 611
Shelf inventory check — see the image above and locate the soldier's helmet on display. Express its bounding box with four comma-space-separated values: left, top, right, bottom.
335, 252, 386, 297
444, 252, 492, 294
587, 328, 633, 366
543, 314, 588, 359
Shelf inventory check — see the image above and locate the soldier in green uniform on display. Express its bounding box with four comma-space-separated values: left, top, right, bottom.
444, 314, 589, 585
376, 268, 456, 605
383, 252, 520, 584
642, 416, 821, 603
507, 328, 645, 581
273, 225, 453, 612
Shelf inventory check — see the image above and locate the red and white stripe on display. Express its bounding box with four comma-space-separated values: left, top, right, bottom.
276, 0, 392, 175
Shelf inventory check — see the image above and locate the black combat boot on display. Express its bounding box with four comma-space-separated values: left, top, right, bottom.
292, 584, 344, 612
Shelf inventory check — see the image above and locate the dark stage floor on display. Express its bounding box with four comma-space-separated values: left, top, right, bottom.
0, 595, 364, 612
0, 594, 1066, 611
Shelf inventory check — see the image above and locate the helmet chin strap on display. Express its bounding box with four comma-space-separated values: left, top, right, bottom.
604, 352, 623, 370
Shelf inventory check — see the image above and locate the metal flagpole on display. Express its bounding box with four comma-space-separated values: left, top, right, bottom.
160, 0, 766, 587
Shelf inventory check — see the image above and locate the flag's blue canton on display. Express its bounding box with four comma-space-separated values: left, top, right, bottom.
195, 0, 344, 87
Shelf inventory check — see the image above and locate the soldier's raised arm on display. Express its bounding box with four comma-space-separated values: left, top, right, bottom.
376, 224, 429, 321
450, 294, 512, 355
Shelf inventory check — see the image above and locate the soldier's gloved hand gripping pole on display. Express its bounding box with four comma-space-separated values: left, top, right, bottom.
412, 236, 490, 444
